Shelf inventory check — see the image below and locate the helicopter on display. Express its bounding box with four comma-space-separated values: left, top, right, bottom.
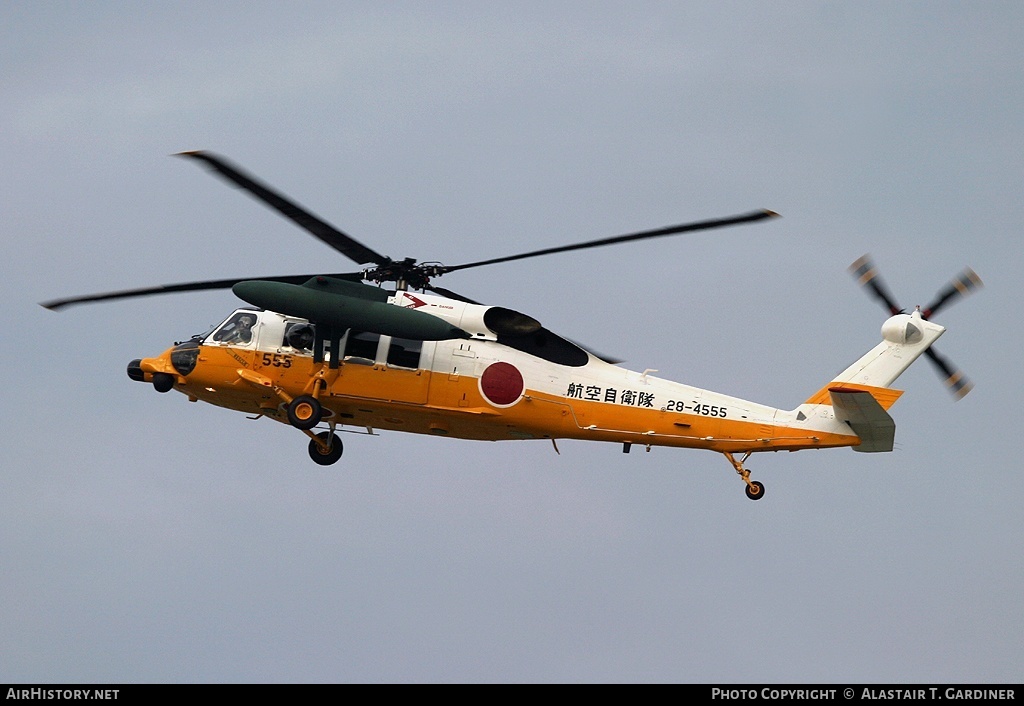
42, 151, 982, 500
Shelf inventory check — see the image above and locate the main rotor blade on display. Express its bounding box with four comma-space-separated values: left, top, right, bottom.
849, 254, 903, 316
438, 209, 779, 274
422, 283, 482, 305
176, 151, 390, 267
40, 272, 363, 311
924, 347, 973, 400
922, 267, 983, 320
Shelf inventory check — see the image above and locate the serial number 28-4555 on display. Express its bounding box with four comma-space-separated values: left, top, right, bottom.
665, 400, 728, 417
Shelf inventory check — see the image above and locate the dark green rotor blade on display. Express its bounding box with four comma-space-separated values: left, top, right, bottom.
40, 272, 363, 310
438, 209, 779, 274
177, 150, 391, 267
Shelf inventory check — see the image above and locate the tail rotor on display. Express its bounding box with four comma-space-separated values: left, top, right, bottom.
849, 255, 982, 400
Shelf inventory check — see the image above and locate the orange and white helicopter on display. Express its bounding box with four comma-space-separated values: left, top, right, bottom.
43, 152, 982, 500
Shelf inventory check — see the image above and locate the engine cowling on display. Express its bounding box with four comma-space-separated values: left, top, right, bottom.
233, 277, 471, 341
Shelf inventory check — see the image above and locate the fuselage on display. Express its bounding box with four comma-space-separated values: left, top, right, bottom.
133, 290, 863, 454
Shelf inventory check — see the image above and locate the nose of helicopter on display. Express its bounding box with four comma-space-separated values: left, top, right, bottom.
126, 354, 178, 393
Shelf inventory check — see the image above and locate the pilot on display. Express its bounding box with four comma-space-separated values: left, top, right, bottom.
224, 315, 255, 344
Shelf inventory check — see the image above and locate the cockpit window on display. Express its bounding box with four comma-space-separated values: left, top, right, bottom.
498, 327, 589, 367
191, 324, 218, 343
211, 312, 257, 345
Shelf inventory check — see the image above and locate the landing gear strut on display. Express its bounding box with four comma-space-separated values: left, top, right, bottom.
723, 451, 765, 501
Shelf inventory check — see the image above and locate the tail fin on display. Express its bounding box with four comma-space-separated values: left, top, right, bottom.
795, 310, 945, 453
805, 310, 945, 411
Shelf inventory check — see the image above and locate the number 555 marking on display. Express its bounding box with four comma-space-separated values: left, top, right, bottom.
262, 353, 293, 368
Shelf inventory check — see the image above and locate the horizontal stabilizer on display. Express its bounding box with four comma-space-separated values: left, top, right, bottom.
829, 387, 895, 453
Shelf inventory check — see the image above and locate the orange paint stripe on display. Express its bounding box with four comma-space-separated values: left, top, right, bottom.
175, 345, 862, 451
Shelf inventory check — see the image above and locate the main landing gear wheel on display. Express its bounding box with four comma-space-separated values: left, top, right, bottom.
745, 480, 765, 501
308, 431, 343, 466
287, 395, 323, 430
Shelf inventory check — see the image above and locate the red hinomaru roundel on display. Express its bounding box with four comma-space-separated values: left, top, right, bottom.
479, 362, 524, 406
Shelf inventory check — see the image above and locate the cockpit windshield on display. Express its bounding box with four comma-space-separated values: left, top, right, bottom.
207, 310, 259, 345
192, 324, 218, 342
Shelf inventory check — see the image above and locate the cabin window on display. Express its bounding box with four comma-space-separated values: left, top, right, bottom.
344, 331, 380, 364
387, 337, 422, 369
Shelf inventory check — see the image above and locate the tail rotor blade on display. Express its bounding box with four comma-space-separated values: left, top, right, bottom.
849, 254, 903, 315
924, 347, 973, 400
922, 267, 983, 319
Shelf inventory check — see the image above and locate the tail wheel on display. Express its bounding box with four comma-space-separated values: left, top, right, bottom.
287, 395, 323, 430
308, 431, 343, 466
723, 452, 765, 501
745, 480, 765, 501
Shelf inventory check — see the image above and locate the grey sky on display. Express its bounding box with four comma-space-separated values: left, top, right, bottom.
2, 1, 1021, 683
